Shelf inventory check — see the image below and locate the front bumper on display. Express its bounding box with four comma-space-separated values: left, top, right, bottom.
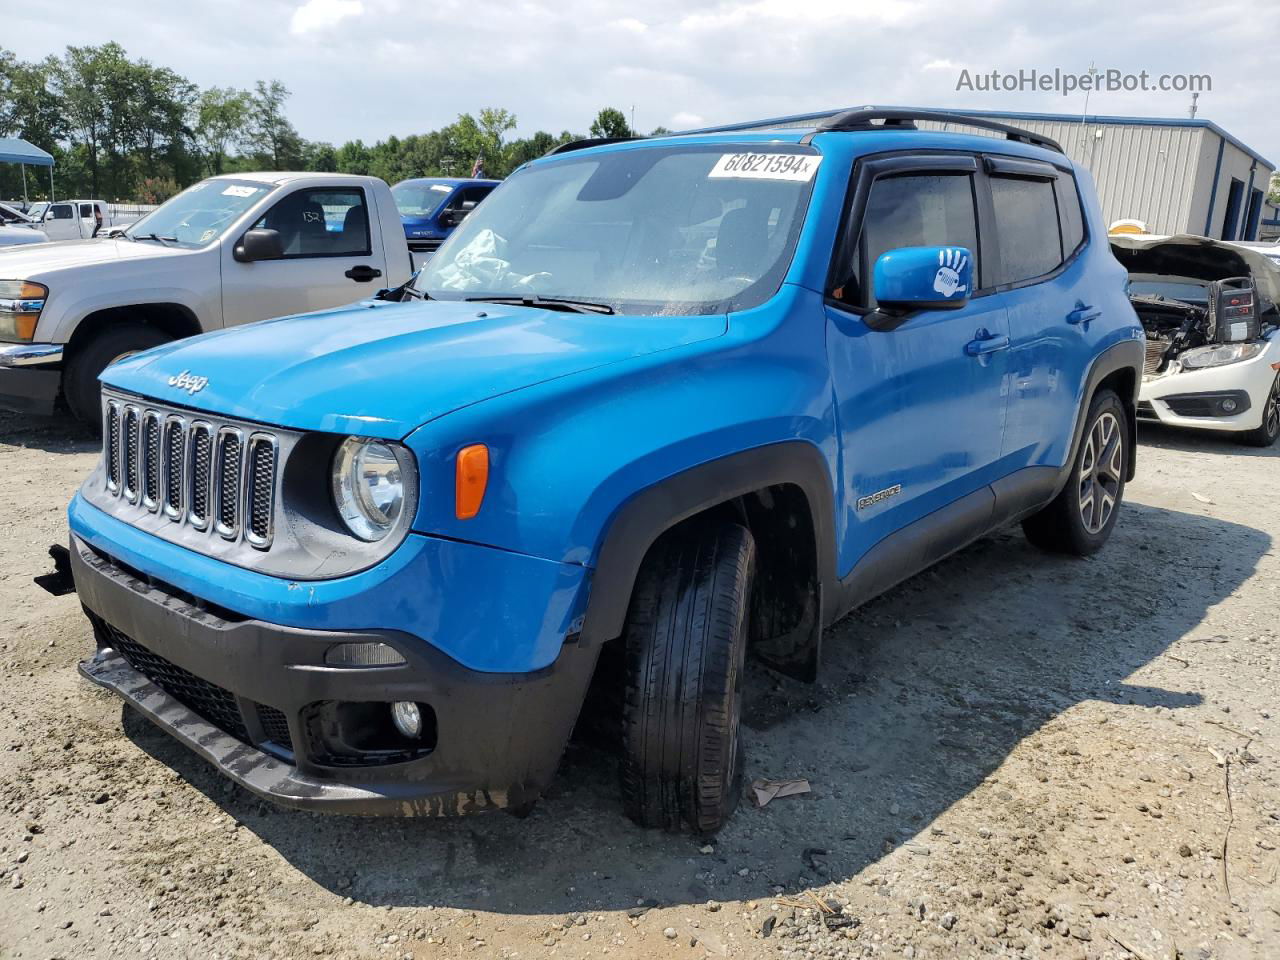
72, 536, 599, 815
1138, 352, 1278, 432
0, 343, 62, 415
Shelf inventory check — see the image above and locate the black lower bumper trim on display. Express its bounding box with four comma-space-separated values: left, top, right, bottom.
71, 535, 600, 815
0, 364, 60, 416
1161, 389, 1251, 419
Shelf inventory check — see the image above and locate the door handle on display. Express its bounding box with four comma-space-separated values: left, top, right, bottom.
1067, 302, 1101, 326
965, 330, 1010, 356
344, 265, 383, 283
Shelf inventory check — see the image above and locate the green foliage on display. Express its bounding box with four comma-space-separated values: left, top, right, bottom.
1269, 172, 1280, 207
0, 41, 629, 201
589, 107, 634, 139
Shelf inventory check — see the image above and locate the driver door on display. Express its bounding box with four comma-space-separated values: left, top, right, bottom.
220, 186, 390, 327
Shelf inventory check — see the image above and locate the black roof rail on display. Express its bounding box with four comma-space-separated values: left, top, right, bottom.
544, 136, 644, 156
802, 108, 1064, 153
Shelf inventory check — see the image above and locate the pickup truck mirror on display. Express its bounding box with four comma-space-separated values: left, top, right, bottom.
439, 208, 467, 228
234, 228, 285, 263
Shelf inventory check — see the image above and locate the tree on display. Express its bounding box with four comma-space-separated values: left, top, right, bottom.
650, 125, 672, 136
131, 63, 196, 179
247, 80, 303, 170
193, 87, 253, 176
1269, 172, 1280, 207
51, 43, 127, 196
589, 107, 634, 139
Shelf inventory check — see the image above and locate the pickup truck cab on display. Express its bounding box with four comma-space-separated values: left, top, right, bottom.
68, 110, 1143, 833
391, 177, 499, 255
0, 172, 412, 422
39, 199, 112, 241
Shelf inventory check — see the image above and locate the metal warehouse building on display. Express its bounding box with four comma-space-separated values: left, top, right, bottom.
724, 107, 1276, 241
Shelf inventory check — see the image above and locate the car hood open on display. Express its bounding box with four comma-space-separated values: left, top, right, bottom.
1110, 233, 1280, 305
102, 298, 727, 438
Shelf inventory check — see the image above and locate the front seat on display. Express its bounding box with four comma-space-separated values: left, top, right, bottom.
715, 205, 771, 279
340, 204, 368, 251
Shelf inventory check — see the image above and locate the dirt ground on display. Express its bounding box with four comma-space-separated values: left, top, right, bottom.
0, 410, 1276, 960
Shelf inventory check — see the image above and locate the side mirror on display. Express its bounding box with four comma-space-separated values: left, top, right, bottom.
871, 246, 973, 321
439, 208, 466, 227
233, 228, 284, 263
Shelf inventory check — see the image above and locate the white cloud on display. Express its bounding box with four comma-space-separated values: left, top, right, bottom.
922, 59, 958, 72
671, 112, 705, 129
615, 17, 647, 32
290, 0, 363, 35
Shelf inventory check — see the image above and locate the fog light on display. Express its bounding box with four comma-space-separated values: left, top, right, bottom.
1220, 398, 1238, 413
391, 701, 423, 738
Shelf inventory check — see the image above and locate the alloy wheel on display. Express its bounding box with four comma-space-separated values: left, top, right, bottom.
1265, 373, 1280, 441
1078, 411, 1123, 535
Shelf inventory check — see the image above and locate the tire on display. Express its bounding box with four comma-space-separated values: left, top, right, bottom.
620, 520, 755, 835
1023, 389, 1128, 556
1239, 371, 1280, 448
64, 323, 170, 427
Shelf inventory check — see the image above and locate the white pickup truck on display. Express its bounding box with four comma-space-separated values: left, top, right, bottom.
0, 172, 415, 424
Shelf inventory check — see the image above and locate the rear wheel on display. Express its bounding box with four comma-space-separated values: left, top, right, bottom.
1239, 371, 1280, 448
65, 323, 170, 428
620, 520, 755, 835
1023, 389, 1127, 555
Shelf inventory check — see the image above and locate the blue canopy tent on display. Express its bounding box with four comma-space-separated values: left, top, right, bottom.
0, 138, 55, 207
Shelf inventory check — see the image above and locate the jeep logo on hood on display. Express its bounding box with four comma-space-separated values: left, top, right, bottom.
167, 370, 209, 395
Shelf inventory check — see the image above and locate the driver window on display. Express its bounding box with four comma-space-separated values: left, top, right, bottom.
250, 188, 370, 258
49, 204, 74, 220
837, 173, 979, 308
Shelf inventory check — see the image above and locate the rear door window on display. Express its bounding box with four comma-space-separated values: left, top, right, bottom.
989, 176, 1063, 284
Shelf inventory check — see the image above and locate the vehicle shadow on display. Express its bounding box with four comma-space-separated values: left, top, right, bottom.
1137, 420, 1280, 459
0, 410, 97, 455
120, 500, 1266, 916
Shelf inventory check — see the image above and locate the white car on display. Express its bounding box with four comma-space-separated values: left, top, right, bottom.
0, 203, 48, 247
36, 199, 113, 241
1112, 233, 1280, 447
0, 172, 415, 423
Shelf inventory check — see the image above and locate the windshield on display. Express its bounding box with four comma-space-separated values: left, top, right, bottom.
1129, 278, 1210, 305
393, 180, 455, 218
413, 144, 820, 315
126, 179, 274, 246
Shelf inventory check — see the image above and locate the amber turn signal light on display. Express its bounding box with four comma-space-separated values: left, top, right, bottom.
455, 444, 489, 519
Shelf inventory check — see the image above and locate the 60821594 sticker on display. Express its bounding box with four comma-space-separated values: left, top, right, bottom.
708, 153, 822, 182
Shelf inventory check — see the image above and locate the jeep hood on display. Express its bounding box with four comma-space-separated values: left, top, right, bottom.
103, 299, 727, 437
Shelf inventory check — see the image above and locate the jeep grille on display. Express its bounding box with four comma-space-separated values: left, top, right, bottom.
99, 396, 281, 551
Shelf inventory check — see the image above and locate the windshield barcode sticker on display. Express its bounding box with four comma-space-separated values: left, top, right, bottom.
221, 185, 258, 197
709, 153, 822, 182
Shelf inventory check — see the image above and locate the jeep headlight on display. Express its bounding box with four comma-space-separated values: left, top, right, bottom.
0, 281, 47, 342
1179, 341, 1266, 370
331, 437, 416, 541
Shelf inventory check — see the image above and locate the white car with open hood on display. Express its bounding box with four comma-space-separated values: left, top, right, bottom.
1112, 233, 1280, 447
0, 172, 414, 425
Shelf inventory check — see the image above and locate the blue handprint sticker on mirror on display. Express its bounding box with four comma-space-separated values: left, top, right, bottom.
873, 245, 974, 314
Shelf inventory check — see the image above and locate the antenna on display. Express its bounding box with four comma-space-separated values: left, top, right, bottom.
1189, 92, 1199, 119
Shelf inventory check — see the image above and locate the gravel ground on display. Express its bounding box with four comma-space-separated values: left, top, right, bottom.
1, 410, 1277, 960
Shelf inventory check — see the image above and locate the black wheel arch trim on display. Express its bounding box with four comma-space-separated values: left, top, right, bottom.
579, 440, 837, 648
1059, 337, 1144, 495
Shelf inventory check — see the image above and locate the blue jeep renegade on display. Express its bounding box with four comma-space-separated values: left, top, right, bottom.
68, 109, 1144, 833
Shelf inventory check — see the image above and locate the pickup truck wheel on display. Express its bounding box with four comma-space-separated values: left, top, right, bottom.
620, 520, 755, 835
65, 324, 171, 428
1239, 371, 1280, 447
1022, 389, 1127, 555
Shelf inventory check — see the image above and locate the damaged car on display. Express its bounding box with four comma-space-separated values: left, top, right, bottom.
1111, 233, 1280, 447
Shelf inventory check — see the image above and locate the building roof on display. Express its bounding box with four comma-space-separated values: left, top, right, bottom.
676, 106, 1275, 172
939, 108, 1274, 171
0, 138, 54, 168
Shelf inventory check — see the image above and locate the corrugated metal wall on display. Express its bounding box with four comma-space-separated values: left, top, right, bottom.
914, 118, 1206, 234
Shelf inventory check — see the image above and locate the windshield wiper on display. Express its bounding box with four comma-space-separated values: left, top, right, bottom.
135, 233, 177, 245
465, 294, 615, 315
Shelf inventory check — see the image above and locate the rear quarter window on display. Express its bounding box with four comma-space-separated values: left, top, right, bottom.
1055, 173, 1086, 257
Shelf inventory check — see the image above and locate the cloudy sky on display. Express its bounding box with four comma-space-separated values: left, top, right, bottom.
11, 0, 1280, 163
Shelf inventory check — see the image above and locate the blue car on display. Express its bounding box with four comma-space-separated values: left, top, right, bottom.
391, 177, 499, 254
66, 109, 1143, 833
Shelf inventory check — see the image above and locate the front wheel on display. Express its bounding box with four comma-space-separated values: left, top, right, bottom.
620, 520, 755, 835
1239, 371, 1280, 448
1023, 389, 1128, 555
64, 323, 171, 428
